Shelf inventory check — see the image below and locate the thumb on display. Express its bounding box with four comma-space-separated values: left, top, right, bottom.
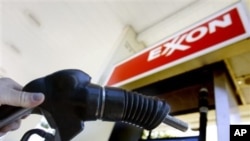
2, 90, 45, 108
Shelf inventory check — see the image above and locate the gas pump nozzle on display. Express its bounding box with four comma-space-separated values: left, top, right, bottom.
0, 69, 188, 141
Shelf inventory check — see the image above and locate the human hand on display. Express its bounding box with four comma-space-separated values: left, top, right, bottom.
0, 78, 45, 136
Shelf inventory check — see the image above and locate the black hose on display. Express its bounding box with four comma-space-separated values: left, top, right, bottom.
20, 129, 54, 141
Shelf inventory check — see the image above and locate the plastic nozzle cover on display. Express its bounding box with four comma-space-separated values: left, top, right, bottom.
100, 87, 189, 131
100, 87, 170, 130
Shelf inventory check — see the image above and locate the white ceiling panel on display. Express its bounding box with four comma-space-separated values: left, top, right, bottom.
2, 1, 125, 83
1, 0, 198, 84
104, 0, 198, 33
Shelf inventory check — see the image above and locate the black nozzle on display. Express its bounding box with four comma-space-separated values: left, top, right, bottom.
23, 69, 92, 141
0, 69, 188, 141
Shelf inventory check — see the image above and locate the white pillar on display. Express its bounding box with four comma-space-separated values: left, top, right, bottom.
214, 70, 240, 141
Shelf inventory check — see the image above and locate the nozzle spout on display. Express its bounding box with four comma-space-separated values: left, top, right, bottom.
163, 115, 189, 132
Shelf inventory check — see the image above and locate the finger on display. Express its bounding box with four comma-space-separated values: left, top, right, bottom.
0, 120, 21, 133
1, 89, 45, 108
10, 120, 21, 131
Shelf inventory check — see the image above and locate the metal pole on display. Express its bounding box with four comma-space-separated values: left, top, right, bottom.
198, 88, 208, 141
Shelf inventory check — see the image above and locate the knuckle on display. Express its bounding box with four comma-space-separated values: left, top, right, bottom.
19, 91, 29, 107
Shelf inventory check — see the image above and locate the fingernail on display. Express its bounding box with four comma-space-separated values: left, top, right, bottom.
32, 93, 44, 102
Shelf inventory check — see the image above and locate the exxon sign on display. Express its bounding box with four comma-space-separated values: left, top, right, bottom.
106, 2, 250, 87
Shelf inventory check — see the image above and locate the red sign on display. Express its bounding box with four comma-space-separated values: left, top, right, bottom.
106, 3, 250, 86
